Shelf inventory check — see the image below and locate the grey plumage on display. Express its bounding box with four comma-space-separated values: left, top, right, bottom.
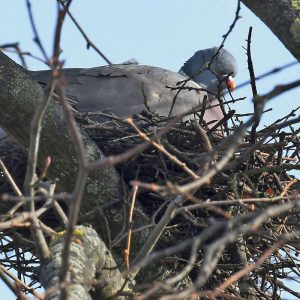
32, 47, 237, 123
179, 47, 238, 94
33, 65, 204, 122
0, 47, 237, 143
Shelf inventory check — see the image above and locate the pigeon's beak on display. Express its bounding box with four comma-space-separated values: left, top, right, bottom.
227, 76, 236, 91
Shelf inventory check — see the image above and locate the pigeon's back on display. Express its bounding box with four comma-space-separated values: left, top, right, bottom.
32, 64, 206, 121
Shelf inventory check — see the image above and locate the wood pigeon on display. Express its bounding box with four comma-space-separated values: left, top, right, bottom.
0, 47, 237, 143
32, 46, 237, 123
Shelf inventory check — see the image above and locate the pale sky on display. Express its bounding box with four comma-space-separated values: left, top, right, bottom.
1, 1, 299, 299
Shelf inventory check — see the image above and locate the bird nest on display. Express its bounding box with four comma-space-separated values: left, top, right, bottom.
80, 110, 298, 202
1, 109, 300, 296
81, 110, 300, 293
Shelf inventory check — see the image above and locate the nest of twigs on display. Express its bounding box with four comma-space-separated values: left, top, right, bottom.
1, 109, 300, 296
80, 111, 298, 204
80, 110, 300, 293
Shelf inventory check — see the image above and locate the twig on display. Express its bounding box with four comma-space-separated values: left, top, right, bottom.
25, 0, 49, 62
124, 184, 138, 270
0, 159, 23, 197
246, 27, 258, 144
220, 0, 241, 45
0, 267, 28, 300
236, 60, 299, 91
127, 118, 199, 179
211, 240, 285, 298
57, 0, 112, 65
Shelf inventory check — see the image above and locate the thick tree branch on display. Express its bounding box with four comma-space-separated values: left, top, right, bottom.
41, 225, 126, 300
241, 0, 300, 61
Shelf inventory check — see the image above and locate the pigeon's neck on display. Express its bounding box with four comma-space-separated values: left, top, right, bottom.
179, 52, 207, 82
179, 51, 224, 94
177, 68, 209, 91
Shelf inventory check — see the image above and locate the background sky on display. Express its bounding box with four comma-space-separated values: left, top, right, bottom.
1, 1, 300, 299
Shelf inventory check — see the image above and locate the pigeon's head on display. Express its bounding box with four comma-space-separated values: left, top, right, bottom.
179, 47, 238, 94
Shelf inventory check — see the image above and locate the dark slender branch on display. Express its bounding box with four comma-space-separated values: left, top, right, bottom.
236, 60, 299, 91
25, 0, 49, 62
57, 0, 112, 65
220, 0, 241, 45
246, 27, 259, 144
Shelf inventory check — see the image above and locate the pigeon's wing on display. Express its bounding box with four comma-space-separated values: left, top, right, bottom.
33, 65, 207, 121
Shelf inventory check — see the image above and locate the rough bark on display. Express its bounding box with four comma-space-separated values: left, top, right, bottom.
41, 225, 127, 300
241, 0, 300, 61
